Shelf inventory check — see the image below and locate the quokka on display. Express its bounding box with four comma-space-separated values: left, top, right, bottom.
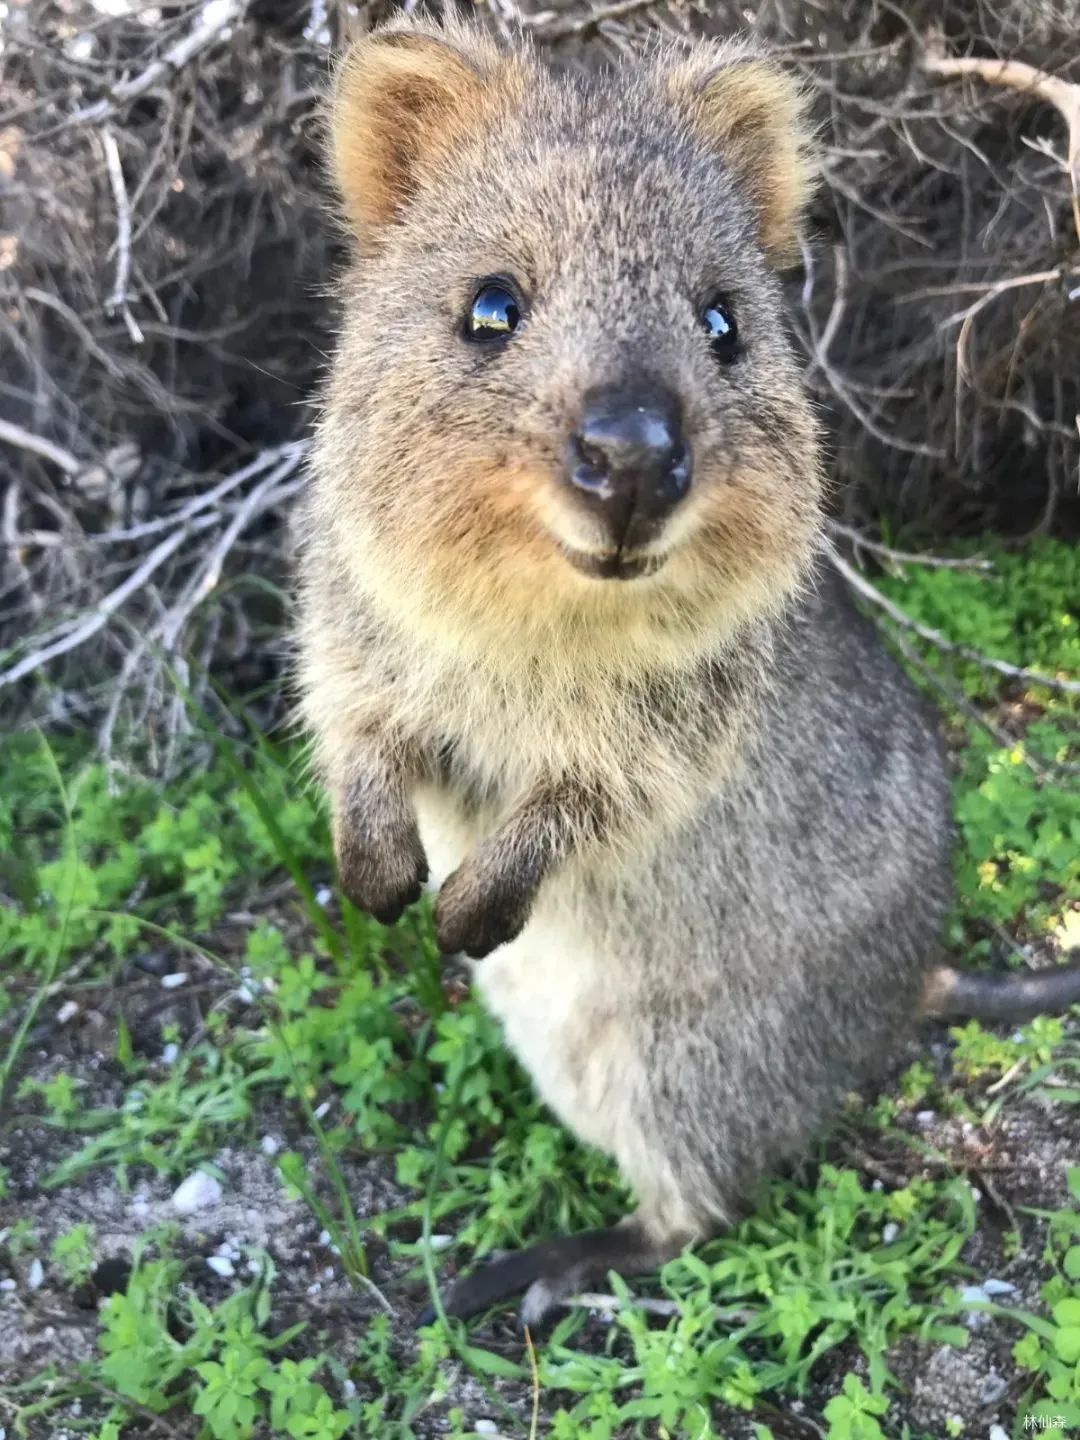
296, 16, 1080, 1326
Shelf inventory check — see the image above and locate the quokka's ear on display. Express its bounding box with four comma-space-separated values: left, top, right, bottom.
329, 22, 517, 243
661, 43, 816, 266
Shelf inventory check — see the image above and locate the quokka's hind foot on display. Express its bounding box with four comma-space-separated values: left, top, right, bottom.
416, 1214, 692, 1331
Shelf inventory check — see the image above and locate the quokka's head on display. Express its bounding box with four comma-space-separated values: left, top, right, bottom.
316, 16, 825, 655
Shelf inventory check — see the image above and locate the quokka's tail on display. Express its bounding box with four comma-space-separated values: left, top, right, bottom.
417, 1215, 684, 1330
922, 961, 1080, 1024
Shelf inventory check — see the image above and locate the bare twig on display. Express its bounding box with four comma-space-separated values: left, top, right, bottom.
157, 454, 304, 649
827, 522, 992, 571
70, 0, 249, 127
0, 518, 213, 691
101, 127, 142, 343
97, 441, 306, 545
0, 418, 81, 478
828, 545, 1080, 696
923, 48, 1080, 241
525, 0, 660, 38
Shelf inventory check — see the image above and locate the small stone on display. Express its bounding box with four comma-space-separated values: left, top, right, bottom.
172, 1171, 222, 1214
323, 1265, 334, 1280
475, 1422, 498, 1436
882, 1222, 900, 1244
916, 1109, 936, 1126
206, 1256, 235, 1279
314, 1100, 331, 1120
161, 1043, 179, 1065
979, 1372, 1008, 1406
429, 1234, 453, 1252
316, 885, 333, 907
130, 1195, 151, 1219
0, 1278, 16, 1292
342, 1379, 357, 1400
235, 984, 256, 1004
981, 1278, 1015, 1296
160, 972, 188, 989
318, 1229, 331, 1247
260, 1134, 280, 1156
989, 1426, 1009, 1440
970, 1186, 982, 1203
57, 1001, 79, 1024
958, 1284, 991, 1328
27, 1259, 44, 1290
306, 1281, 322, 1296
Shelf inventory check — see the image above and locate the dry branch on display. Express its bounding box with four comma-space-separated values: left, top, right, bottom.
923, 47, 1080, 240
828, 546, 1080, 696
0, 419, 81, 478
70, 0, 249, 128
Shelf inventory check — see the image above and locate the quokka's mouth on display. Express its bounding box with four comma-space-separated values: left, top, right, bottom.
559, 546, 667, 581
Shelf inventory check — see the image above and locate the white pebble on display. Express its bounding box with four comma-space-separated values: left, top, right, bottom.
0, 1278, 16, 1292
323, 1265, 335, 1280
314, 1101, 331, 1120
27, 1259, 44, 1290
318, 1229, 332, 1247
342, 1379, 356, 1400
235, 984, 256, 1005
982, 1278, 1016, 1296
475, 1422, 498, 1436
161, 1043, 180, 1065
970, 1185, 982, 1203
306, 1281, 322, 1296
882, 1222, 899, 1244
959, 1283, 991, 1329
160, 972, 188, 990
260, 1135, 280, 1156
916, 1109, 936, 1127
429, 1234, 453, 1252
172, 1171, 222, 1214
130, 1196, 150, 1219
57, 1001, 79, 1024
989, 1427, 1009, 1440
316, 885, 333, 907
206, 1256, 235, 1278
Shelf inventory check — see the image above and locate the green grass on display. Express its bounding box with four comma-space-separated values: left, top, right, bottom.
0, 539, 1077, 1440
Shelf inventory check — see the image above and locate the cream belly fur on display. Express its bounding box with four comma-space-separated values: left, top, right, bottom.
414, 782, 695, 1233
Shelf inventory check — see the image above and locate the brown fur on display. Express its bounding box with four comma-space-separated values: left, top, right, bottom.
296, 18, 1073, 1325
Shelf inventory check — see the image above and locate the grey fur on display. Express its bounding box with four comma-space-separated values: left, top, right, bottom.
294, 19, 1062, 1325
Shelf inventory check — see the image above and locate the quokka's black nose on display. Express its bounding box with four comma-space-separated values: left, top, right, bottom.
564, 386, 692, 549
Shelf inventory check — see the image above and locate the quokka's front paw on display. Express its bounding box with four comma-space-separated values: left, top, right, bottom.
335, 806, 428, 926
434, 858, 535, 959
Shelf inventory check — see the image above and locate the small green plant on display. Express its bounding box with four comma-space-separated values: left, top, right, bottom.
51, 1222, 96, 1285
823, 1375, 889, 1440
1007, 1167, 1080, 1426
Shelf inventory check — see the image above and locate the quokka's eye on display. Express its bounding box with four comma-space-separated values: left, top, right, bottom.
701, 295, 740, 362
465, 281, 522, 341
